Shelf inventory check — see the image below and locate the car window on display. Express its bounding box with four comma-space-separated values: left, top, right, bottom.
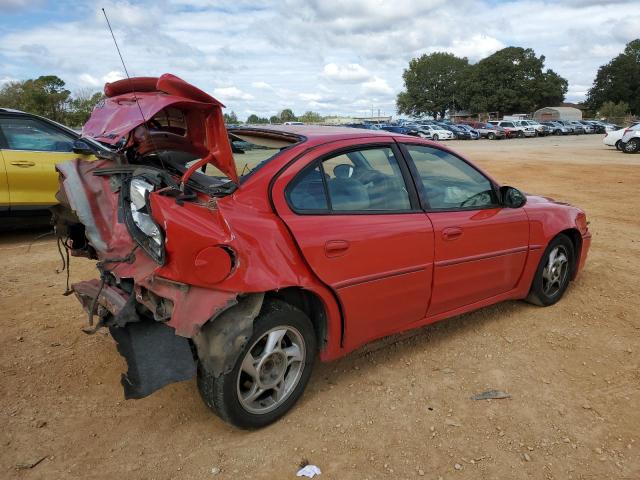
288, 146, 412, 213
404, 144, 498, 210
0, 117, 75, 152
502, 122, 514, 127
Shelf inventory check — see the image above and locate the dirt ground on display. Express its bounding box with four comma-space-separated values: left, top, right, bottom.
1, 134, 639, 480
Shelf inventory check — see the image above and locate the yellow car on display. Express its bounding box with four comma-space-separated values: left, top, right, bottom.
0, 108, 95, 213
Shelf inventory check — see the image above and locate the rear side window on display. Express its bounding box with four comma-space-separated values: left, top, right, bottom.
0, 117, 75, 152
287, 146, 412, 213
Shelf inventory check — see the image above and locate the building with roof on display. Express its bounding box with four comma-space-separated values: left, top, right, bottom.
533, 106, 583, 121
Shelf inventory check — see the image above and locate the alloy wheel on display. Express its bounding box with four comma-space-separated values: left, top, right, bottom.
236, 326, 306, 414
542, 246, 569, 298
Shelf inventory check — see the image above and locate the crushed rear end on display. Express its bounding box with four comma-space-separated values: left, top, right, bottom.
54, 74, 246, 398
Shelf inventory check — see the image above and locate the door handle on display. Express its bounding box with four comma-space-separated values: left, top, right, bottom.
442, 227, 463, 240
10, 161, 36, 167
325, 240, 350, 257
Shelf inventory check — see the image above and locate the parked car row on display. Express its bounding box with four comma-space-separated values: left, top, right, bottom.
344, 118, 622, 142
603, 122, 640, 153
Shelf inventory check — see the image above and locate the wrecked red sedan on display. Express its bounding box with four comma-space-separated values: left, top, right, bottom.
54, 74, 591, 428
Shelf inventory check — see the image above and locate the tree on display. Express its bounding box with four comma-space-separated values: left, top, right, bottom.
299, 111, 323, 123
223, 110, 239, 124
463, 47, 567, 115
597, 101, 629, 120
246, 114, 269, 124
278, 108, 297, 122
396, 52, 470, 119
0, 75, 70, 123
586, 39, 640, 115
269, 115, 280, 124
66, 89, 104, 127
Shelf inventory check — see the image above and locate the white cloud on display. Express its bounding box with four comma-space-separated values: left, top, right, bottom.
1, 0, 639, 119
251, 81, 272, 89
322, 63, 370, 83
103, 71, 125, 84
213, 86, 254, 101
362, 77, 393, 96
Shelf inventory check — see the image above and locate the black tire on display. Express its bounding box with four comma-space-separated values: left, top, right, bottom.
432, 134, 439, 141
526, 234, 574, 307
615, 140, 622, 151
488, 132, 495, 140
555, 129, 562, 135
623, 138, 639, 153
517, 131, 525, 138
197, 300, 317, 429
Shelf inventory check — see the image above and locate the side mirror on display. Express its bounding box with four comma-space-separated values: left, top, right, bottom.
72, 138, 94, 156
500, 186, 527, 208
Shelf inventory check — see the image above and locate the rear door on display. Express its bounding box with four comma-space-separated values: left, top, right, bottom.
0, 115, 77, 208
400, 142, 529, 315
272, 138, 434, 351
0, 148, 9, 212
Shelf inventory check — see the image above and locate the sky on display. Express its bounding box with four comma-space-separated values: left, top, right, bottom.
1, 0, 639, 120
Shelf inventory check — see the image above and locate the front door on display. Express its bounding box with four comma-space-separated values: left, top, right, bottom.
0, 115, 77, 207
273, 139, 435, 351
401, 143, 529, 315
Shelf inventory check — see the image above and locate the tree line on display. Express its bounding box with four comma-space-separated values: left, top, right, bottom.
0, 75, 103, 128
229, 109, 325, 125
397, 40, 640, 119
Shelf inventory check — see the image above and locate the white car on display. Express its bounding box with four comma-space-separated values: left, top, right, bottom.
416, 124, 454, 141
489, 120, 536, 138
620, 128, 640, 153
603, 124, 640, 150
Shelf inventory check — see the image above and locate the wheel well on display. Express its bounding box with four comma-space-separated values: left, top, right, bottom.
265, 288, 328, 351
558, 228, 582, 279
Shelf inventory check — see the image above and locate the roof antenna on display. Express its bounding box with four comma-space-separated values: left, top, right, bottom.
101, 8, 165, 169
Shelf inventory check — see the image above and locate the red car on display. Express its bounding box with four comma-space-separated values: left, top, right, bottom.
54, 74, 591, 429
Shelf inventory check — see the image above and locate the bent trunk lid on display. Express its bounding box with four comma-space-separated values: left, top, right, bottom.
84, 74, 238, 183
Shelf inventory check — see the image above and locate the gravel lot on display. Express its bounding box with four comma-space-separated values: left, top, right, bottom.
1, 134, 639, 479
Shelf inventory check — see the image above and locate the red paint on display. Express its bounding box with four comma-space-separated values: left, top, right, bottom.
59, 76, 591, 365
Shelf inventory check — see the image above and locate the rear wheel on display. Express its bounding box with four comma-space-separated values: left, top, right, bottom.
623, 138, 639, 153
526, 234, 574, 307
615, 140, 622, 151
197, 300, 316, 429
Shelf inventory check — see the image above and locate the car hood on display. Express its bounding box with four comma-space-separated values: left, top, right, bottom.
83, 74, 238, 183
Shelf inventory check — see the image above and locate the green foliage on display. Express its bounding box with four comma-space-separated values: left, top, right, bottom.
223, 110, 239, 124
397, 47, 568, 117
299, 111, 323, 123
463, 47, 567, 115
269, 115, 280, 124
597, 101, 629, 119
397, 52, 470, 119
586, 39, 640, 115
279, 108, 297, 122
0, 75, 103, 127
65, 89, 105, 127
246, 114, 269, 124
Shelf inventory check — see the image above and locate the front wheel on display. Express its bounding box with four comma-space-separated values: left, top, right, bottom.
526, 234, 574, 306
517, 131, 525, 138
623, 138, 639, 153
432, 134, 439, 141
488, 132, 495, 140
197, 300, 316, 429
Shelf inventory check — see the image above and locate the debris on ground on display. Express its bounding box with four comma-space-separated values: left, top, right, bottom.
296, 464, 321, 478
471, 389, 511, 400
16, 456, 47, 470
